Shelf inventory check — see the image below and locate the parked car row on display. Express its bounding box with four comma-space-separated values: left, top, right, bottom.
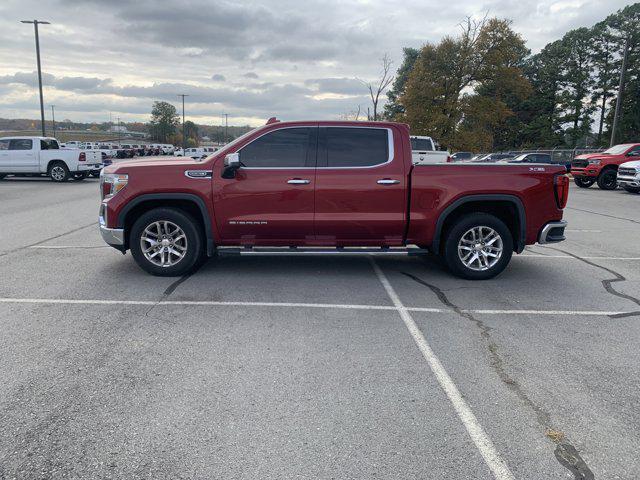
62, 142, 176, 159
175, 146, 219, 160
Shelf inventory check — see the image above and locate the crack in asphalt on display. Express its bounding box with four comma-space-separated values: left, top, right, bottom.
539, 245, 640, 319
0, 222, 97, 257
566, 207, 640, 226
401, 271, 595, 480
144, 263, 204, 317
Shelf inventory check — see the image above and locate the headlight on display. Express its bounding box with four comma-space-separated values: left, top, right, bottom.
100, 172, 128, 199
587, 159, 601, 165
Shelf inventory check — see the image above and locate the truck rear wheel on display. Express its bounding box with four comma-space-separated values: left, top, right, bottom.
623, 186, 640, 194
443, 213, 513, 280
130, 208, 205, 277
573, 177, 594, 188
48, 161, 70, 182
597, 169, 618, 190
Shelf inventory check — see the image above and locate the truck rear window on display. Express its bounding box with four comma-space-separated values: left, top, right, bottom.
410, 138, 433, 151
9, 139, 32, 150
325, 127, 389, 167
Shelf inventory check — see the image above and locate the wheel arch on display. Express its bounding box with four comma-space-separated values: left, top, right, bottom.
431, 194, 526, 254
117, 193, 215, 256
46, 159, 70, 172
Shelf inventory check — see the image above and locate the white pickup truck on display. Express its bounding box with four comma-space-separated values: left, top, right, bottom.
0, 136, 102, 182
410, 135, 450, 164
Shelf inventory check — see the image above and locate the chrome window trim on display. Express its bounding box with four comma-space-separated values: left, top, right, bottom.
238, 125, 395, 170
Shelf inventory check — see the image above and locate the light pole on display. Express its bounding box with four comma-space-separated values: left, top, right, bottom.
117, 117, 121, 146
21, 20, 50, 137
610, 37, 630, 147
224, 113, 229, 144
50, 105, 56, 137
178, 94, 189, 152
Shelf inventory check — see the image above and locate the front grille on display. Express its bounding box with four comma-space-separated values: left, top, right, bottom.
618, 167, 637, 177
571, 159, 589, 168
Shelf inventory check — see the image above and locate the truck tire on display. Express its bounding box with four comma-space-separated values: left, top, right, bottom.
48, 161, 70, 182
72, 172, 88, 181
623, 186, 640, 194
597, 169, 618, 190
442, 213, 513, 280
130, 207, 205, 276
574, 177, 595, 188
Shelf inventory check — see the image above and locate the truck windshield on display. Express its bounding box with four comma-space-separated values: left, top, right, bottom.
410, 138, 434, 151
602, 144, 633, 155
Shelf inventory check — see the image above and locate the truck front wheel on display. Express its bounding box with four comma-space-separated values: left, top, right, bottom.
443, 213, 513, 280
130, 208, 205, 276
596, 169, 618, 190
573, 177, 595, 188
48, 161, 70, 182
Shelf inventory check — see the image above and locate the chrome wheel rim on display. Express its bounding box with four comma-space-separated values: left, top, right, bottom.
458, 226, 503, 271
140, 221, 188, 268
51, 166, 65, 181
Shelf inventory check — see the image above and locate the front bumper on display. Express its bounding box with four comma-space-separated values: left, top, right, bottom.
570, 167, 599, 178
538, 220, 567, 244
617, 175, 640, 188
99, 203, 125, 249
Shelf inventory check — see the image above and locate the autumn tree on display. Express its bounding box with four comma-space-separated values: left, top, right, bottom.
149, 101, 179, 142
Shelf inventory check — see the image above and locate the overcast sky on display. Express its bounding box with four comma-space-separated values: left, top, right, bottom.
0, 0, 632, 126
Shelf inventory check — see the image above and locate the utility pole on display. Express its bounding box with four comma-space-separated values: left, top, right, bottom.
21, 20, 50, 137
610, 37, 630, 147
117, 117, 121, 146
50, 105, 56, 138
178, 94, 188, 151
223, 113, 229, 144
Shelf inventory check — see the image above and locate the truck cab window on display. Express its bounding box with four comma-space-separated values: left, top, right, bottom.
324, 127, 389, 167
240, 127, 314, 168
0, 140, 9, 150
9, 139, 33, 150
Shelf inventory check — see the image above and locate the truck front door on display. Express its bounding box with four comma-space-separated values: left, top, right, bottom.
214, 126, 317, 243
314, 126, 406, 245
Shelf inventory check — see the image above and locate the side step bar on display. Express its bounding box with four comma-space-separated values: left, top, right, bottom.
216, 246, 430, 256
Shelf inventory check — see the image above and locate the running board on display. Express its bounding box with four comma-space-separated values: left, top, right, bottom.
216, 246, 430, 256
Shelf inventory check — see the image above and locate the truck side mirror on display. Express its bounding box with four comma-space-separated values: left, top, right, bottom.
222, 153, 241, 179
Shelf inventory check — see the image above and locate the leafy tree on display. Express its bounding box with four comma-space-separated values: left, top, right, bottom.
149, 101, 178, 142
183, 120, 199, 144
384, 47, 419, 119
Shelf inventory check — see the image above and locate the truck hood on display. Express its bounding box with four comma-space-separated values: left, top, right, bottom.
620, 159, 640, 169
574, 153, 611, 161
105, 156, 203, 173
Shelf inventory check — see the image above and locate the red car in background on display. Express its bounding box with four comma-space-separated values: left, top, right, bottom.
571, 143, 640, 189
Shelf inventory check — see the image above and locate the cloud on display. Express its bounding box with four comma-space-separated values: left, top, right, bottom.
211, 74, 226, 81
305, 77, 364, 96
243, 72, 259, 79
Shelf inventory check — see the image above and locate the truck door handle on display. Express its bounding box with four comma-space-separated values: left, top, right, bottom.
287, 179, 311, 184
377, 179, 400, 185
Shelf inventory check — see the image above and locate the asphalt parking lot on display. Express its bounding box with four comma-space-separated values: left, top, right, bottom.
1, 173, 639, 479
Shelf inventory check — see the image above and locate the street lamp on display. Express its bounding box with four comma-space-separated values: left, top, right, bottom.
178, 94, 189, 152
21, 20, 50, 137
50, 105, 56, 137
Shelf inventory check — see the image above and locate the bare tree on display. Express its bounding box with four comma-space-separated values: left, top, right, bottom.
340, 104, 362, 121
357, 54, 394, 121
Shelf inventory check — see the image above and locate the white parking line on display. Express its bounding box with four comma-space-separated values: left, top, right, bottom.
0, 297, 627, 316
29, 245, 109, 249
519, 255, 640, 260
369, 257, 515, 480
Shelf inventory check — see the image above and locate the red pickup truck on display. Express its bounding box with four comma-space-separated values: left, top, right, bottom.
99, 120, 568, 280
571, 143, 640, 189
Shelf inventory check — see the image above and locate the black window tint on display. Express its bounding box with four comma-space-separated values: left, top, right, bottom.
240, 127, 314, 168
326, 128, 389, 167
410, 138, 433, 151
9, 139, 32, 150
0, 139, 9, 150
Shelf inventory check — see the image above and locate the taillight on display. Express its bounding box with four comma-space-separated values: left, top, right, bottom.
79, 152, 86, 162
554, 174, 569, 209
446, 156, 453, 163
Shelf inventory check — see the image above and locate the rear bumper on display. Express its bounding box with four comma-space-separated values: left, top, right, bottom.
77, 163, 103, 172
538, 220, 567, 244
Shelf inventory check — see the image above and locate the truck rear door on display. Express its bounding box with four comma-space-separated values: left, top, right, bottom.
314, 126, 406, 244
8, 139, 38, 172
214, 125, 318, 243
